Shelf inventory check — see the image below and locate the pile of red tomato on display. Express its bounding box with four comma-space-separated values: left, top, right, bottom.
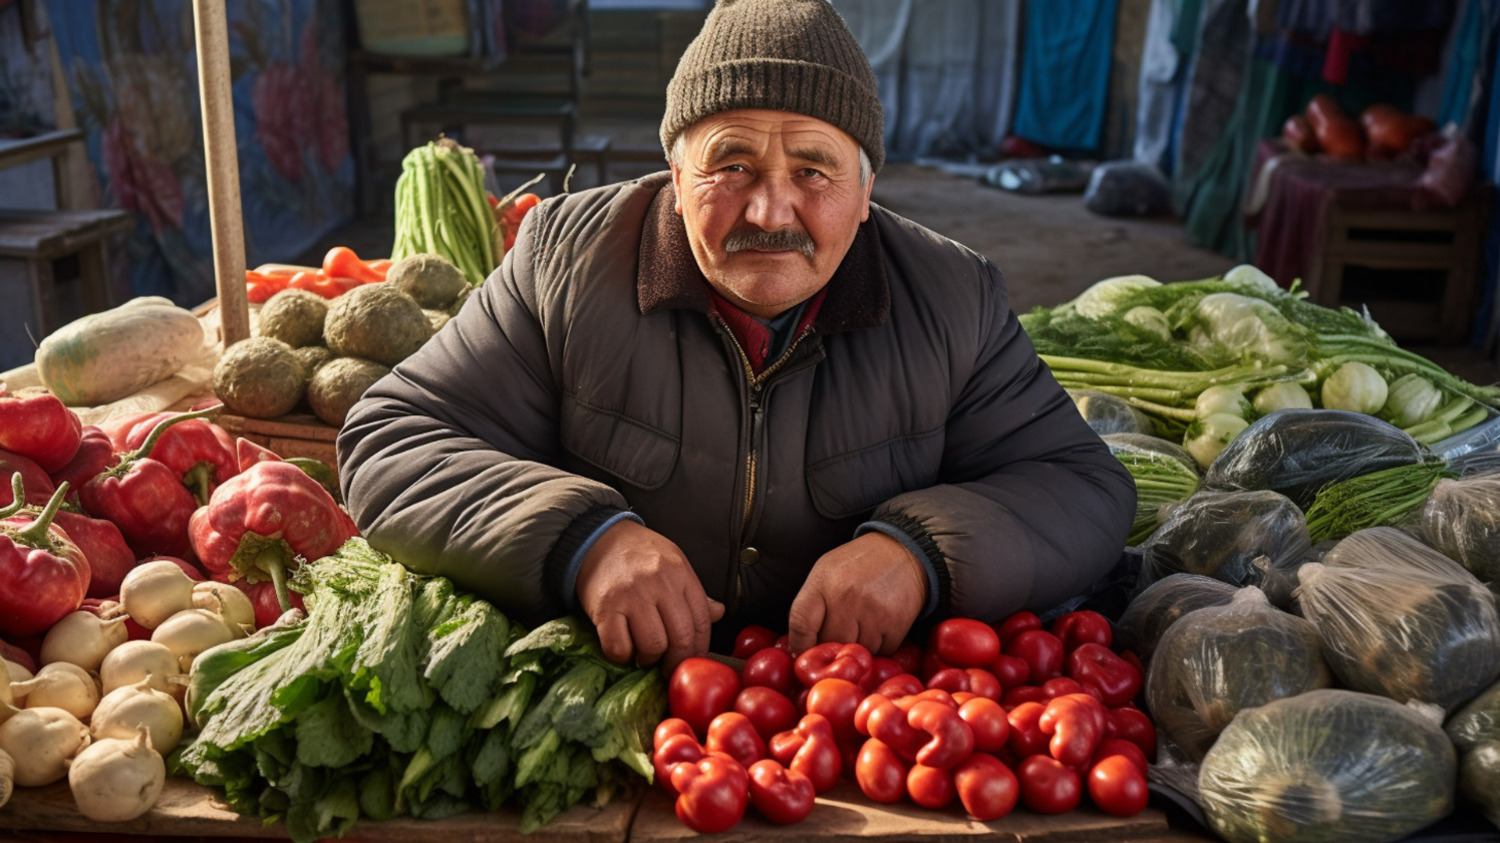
652, 611, 1157, 833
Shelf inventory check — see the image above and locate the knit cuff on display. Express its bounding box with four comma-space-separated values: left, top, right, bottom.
856, 518, 946, 620
546, 507, 644, 612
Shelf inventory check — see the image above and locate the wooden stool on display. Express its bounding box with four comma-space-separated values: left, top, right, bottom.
0, 208, 133, 369
1305, 185, 1492, 345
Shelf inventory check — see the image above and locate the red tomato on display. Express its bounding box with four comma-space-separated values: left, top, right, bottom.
734, 686, 799, 741
670, 657, 741, 738
732, 624, 780, 659
1001, 684, 1047, 708
769, 714, 842, 794
1050, 610, 1112, 652
654, 718, 696, 751
747, 759, 815, 825
919, 648, 954, 681
954, 752, 1018, 821
706, 711, 768, 767
1110, 706, 1158, 762
932, 618, 1001, 668
741, 647, 796, 697
862, 656, 907, 692
795, 641, 873, 686
671, 754, 750, 834
994, 611, 1042, 645
1040, 677, 1086, 699
855, 738, 907, 803
875, 673, 925, 700
965, 668, 1002, 701
1017, 754, 1082, 814
1089, 755, 1149, 817
805, 678, 864, 748
958, 697, 1010, 754
926, 667, 972, 695
1006, 701, 1050, 758
1093, 738, 1149, 776
891, 643, 922, 675
1003, 629, 1064, 683
907, 763, 956, 810
653, 733, 704, 796
989, 654, 1030, 688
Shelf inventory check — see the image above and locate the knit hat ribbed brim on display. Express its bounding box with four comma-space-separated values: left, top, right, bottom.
661, 0, 885, 173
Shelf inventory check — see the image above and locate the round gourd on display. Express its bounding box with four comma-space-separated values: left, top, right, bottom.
36, 298, 204, 406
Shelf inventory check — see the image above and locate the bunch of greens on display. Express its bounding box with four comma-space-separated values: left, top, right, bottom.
179, 538, 663, 842
1303, 461, 1456, 543
1101, 433, 1202, 545
1022, 267, 1500, 443
391, 138, 499, 286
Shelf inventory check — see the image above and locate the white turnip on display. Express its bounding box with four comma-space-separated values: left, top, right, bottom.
90, 679, 182, 755
119, 561, 195, 630
68, 727, 164, 822
191, 582, 255, 634
11, 662, 99, 721
40, 611, 129, 671
0, 705, 90, 786
0, 744, 11, 808
0, 661, 12, 721
150, 609, 236, 672
99, 641, 182, 697
5, 659, 35, 684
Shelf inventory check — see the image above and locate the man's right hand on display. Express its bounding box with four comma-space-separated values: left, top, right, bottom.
575, 519, 724, 671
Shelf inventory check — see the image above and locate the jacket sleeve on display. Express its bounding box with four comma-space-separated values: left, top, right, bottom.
337, 198, 629, 626
871, 259, 1136, 622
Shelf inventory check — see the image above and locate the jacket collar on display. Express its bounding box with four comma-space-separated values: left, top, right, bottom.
636, 179, 890, 334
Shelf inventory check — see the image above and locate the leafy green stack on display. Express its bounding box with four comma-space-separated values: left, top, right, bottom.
179, 538, 663, 842
391, 138, 499, 286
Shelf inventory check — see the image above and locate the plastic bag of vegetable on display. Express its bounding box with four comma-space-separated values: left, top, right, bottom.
1255, 540, 1333, 611
1116, 573, 1238, 664
1296, 527, 1500, 712
1102, 433, 1200, 544
1417, 474, 1500, 592
1140, 489, 1310, 590
1069, 390, 1155, 436
1198, 690, 1455, 843
1146, 588, 1331, 761
1446, 678, 1500, 828
1202, 409, 1428, 509
1082, 161, 1173, 217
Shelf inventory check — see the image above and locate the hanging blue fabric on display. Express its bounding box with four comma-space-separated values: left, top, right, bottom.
1012, 0, 1119, 151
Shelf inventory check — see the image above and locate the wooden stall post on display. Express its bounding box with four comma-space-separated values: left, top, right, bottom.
191, 0, 249, 347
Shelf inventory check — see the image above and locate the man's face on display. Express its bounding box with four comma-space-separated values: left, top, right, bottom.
670, 109, 875, 319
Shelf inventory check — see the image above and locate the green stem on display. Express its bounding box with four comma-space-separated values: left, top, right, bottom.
1122, 397, 1200, 422
11, 481, 69, 546
0, 474, 25, 518
183, 462, 214, 507
256, 544, 293, 614
129, 407, 221, 463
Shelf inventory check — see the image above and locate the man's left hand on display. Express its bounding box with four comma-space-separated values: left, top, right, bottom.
787, 532, 927, 657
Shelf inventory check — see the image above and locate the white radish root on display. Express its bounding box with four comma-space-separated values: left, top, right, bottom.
90, 678, 182, 755
99, 640, 183, 697
150, 609, 236, 673
11, 662, 100, 721
4, 659, 34, 684
68, 726, 164, 822
120, 561, 195, 630
191, 582, 256, 635
40, 611, 130, 671
0, 705, 90, 786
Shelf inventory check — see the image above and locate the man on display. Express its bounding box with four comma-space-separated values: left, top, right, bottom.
338, 0, 1135, 670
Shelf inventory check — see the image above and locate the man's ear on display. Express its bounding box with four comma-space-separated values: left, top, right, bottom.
860, 174, 875, 222
670, 162, 684, 215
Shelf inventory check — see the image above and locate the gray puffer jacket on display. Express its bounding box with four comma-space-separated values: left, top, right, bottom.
338, 173, 1135, 633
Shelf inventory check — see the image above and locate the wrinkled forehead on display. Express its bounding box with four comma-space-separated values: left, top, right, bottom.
682, 109, 863, 166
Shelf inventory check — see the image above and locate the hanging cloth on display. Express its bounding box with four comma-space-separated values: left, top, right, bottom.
1135, 0, 1192, 169
1012, 0, 1119, 151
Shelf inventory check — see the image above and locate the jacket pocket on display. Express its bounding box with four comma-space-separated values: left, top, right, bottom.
561, 394, 680, 491
805, 428, 945, 520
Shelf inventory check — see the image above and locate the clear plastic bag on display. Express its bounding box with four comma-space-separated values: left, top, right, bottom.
1140, 490, 1311, 589
1199, 690, 1455, 843
1256, 539, 1334, 611
1296, 527, 1500, 712
1202, 410, 1428, 509
1447, 679, 1500, 829
1082, 160, 1173, 217
1103, 433, 1202, 545
1418, 475, 1500, 592
1146, 588, 1331, 761
1116, 573, 1238, 664
1070, 390, 1155, 436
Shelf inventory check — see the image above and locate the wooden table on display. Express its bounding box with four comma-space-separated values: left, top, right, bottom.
0, 129, 83, 186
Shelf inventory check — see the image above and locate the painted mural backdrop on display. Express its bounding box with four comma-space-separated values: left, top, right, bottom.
45, 0, 353, 305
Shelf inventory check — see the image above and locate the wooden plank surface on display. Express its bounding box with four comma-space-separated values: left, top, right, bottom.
0, 129, 83, 171
630, 783, 1169, 843
0, 778, 638, 843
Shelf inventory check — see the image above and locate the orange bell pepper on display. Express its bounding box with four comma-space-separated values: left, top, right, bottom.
322, 246, 384, 284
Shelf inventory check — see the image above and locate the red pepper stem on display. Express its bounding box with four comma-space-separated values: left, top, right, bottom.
0, 473, 23, 519
11, 481, 70, 546
130, 407, 222, 463
255, 544, 293, 614
184, 462, 214, 506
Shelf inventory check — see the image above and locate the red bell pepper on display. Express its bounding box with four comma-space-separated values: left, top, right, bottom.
957, 697, 1010, 754
747, 758, 815, 825
322, 246, 385, 284
794, 641, 872, 686
0, 475, 90, 638
856, 693, 925, 762
80, 411, 214, 559
117, 409, 237, 505
1051, 610, 1113, 652
49, 426, 117, 506
1065, 642, 1141, 708
705, 711, 767, 767
38, 510, 135, 599
854, 737, 907, 803
0, 386, 82, 473
1006, 701, 1050, 758
670, 754, 750, 834
0, 449, 55, 507
653, 732, 706, 796
767, 713, 842, 794
189, 460, 358, 612
1039, 696, 1102, 767
907, 699, 975, 770
235, 437, 282, 472
993, 610, 1042, 646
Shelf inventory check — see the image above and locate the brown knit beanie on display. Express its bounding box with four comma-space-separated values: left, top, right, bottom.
661, 0, 885, 173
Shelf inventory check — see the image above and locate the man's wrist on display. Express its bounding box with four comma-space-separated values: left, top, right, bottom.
552, 507, 644, 611
855, 520, 939, 619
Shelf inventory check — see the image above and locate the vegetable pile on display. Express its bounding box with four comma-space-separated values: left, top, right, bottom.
180, 538, 664, 841
651, 612, 1157, 832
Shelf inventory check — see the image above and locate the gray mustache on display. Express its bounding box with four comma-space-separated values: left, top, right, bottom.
724, 228, 815, 258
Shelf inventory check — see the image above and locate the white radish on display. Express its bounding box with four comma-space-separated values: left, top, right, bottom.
0, 705, 90, 786
40, 611, 130, 671
12, 662, 100, 721
151, 609, 236, 672
120, 560, 195, 630
69, 727, 164, 822
0, 661, 12, 722
90, 679, 182, 755
4, 659, 34, 684
191, 582, 256, 634
100, 641, 183, 697
0, 744, 11, 808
